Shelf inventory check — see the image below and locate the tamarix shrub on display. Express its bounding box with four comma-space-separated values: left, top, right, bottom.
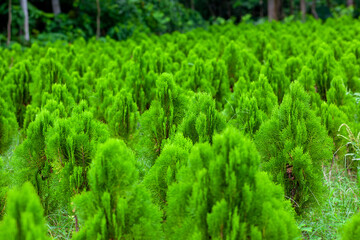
72, 139, 163, 240
166, 128, 300, 239
0, 182, 49, 240
255, 81, 333, 213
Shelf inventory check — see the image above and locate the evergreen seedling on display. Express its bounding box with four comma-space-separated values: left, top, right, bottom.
73, 139, 163, 240
105, 89, 139, 140
0, 182, 49, 240
180, 92, 225, 144
0, 97, 18, 155
138, 73, 187, 163
166, 128, 300, 239
255, 81, 333, 212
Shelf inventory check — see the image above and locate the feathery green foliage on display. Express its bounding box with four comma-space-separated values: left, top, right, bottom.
105, 89, 139, 140
255, 81, 333, 212
0, 157, 8, 220
11, 110, 56, 214
0, 97, 18, 155
180, 92, 225, 144
166, 128, 300, 239
45, 105, 110, 209
143, 133, 192, 208
0, 182, 49, 240
73, 139, 163, 240
2, 17, 360, 239
340, 212, 360, 240
224, 74, 278, 136
2, 61, 33, 127
138, 73, 187, 163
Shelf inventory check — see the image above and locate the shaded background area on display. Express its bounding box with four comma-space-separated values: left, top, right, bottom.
0, 0, 359, 44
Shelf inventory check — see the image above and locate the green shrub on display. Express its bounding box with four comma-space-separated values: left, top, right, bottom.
180, 92, 225, 144
11, 101, 109, 213
166, 128, 300, 239
309, 46, 338, 100
143, 133, 192, 208
45, 105, 110, 209
326, 76, 358, 122
255, 81, 333, 213
285, 56, 302, 82
105, 89, 139, 140
138, 73, 187, 164
31, 48, 76, 107
41, 83, 76, 114
340, 52, 360, 92
261, 52, 290, 102
91, 73, 119, 121
73, 139, 163, 240
0, 97, 18, 155
11, 110, 56, 214
319, 103, 351, 157
0, 182, 49, 240
3, 60, 33, 127
0, 157, 8, 220
22, 104, 40, 135
340, 212, 360, 240
224, 74, 278, 136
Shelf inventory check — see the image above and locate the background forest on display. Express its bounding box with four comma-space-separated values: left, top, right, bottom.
0, 0, 359, 45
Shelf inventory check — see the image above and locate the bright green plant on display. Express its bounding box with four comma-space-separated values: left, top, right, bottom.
0, 182, 49, 240
224, 74, 278, 136
138, 73, 187, 163
0, 157, 8, 220
255, 81, 333, 213
11, 110, 55, 214
143, 133, 192, 208
72, 139, 163, 240
340, 211, 360, 240
326, 76, 358, 122
0, 97, 18, 155
45, 104, 110, 209
319, 103, 351, 162
166, 127, 300, 239
3, 60, 33, 127
105, 89, 139, 140
123, 46, 157, 113
22, 104, 40, 135
31, 48, 76, 106
180, 92, 225, 144
285, 56, 302, 82
261, 51, 290, 102
340, 52, 360, 92
309, 46, 338, 100
41, 83, 76, 114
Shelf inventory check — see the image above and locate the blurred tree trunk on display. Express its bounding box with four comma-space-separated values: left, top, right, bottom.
52, 0, 61, 15
311, 0, 318, 19
190, 0, 194, 10
7, 0, 11, 46
300, 0, 306, 21
260, 0, 264, 17
96, 0, 101, 39
290, 0, 294, 15
268, 0, 280, 21
279, 0, 284, 19
225, 0, 232, 18
347, 0, 354, 7
326, 0, 331, 8
20, 0, 29, 42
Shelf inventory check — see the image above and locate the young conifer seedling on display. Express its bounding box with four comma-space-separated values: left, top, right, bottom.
0, 182, 49, 240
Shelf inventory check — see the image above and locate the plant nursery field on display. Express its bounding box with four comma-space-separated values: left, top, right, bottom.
1, 17, 360, 240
